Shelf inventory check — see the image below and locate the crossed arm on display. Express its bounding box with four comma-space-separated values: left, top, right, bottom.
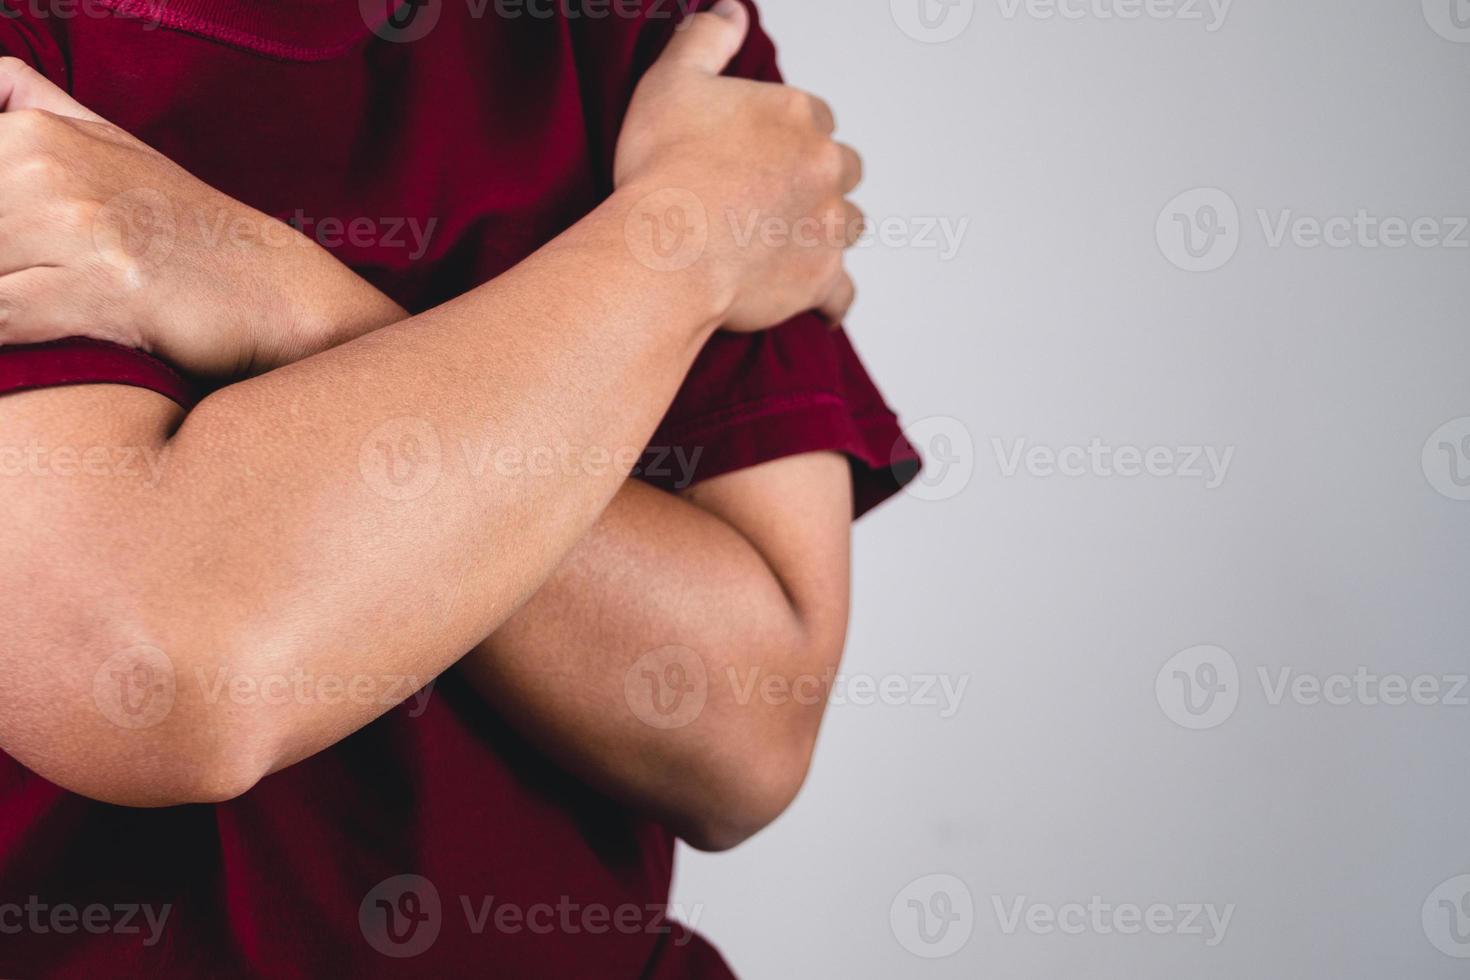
0, 8, 858, 849
467, 455, 852, 851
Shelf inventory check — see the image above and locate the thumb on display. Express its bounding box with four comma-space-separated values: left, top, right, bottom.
0, 57, 103, 122
657, 0, 749, 76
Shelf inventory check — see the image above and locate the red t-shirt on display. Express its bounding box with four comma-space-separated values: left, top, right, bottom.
0, 1, 920, 976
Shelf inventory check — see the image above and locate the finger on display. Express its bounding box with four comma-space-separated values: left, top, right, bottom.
816, 269, 856, 326
0, 214, 68, 277
809, 95, 836, 135
0, 267, 86, 346
842, 200, 866, 247
659, 1, 750, 76
836, 142, 863, 193
0, 57, 103, 122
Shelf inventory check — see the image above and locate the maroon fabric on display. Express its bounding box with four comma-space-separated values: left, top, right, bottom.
0, 337, 197, 406
0, 1, 921, 976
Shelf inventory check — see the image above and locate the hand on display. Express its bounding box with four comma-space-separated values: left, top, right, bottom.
614, 0, 864, 331
0, 58, 395, 378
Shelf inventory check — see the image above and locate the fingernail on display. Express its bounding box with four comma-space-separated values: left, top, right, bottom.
711, 0, 741, 20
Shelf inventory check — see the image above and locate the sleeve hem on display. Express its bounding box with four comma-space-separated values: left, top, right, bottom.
640, 390, 922, 518
0, 338, 198, 408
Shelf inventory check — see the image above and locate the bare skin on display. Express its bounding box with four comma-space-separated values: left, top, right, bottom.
0, 5, 862, 848
465, 454, 853, 851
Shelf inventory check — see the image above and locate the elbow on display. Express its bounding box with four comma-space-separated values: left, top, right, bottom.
155, 758, 267, 807
678, 716, 822, 854
13, 710, 268, 809
113, 714, 270, 807
82, 629, 278, 807
24, 670, 270, 809
58, 750, 265, 810
678, 630, 845, 853
78, 643, 275, 808
3, 625, 272, 809
1, 507, 276, 808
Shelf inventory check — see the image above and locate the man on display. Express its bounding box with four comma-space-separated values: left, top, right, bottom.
0, 0, 918, 974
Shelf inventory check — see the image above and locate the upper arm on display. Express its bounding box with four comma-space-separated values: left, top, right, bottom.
2, 374, 185, 577
2, 378, 182, 589
3, 377, 180, 449
0, 362, 195, 802
679, 449, 854, 649
0, 28, 213, 797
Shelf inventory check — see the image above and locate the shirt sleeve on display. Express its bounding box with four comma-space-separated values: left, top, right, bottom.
0, 8, 197, 408
0, 338, 198, 406
587, 0, 923, 517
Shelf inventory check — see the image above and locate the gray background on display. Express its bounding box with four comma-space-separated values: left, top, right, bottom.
671, 1, 1470, 977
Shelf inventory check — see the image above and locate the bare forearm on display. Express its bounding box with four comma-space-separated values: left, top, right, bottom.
3, 190, 723, 803
0, 6, 863, 805
459, 457, 853, 850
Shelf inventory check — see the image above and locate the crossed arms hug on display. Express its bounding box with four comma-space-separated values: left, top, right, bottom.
0, 5, 867, 851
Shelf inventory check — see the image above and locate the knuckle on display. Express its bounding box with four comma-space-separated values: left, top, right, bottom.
0, 56, 34, 83
681, 10, 729, 45
820, 250, 844, 281
13, 147, 64, 191
50, 196, 98, 232
6, 107, 60, 147
8, 107, 47, 132
0, 283, 35, 334
12, 149, 57, 187
817, 141, 845, 180
779, 87, 812, 120
797, 138, 842, 185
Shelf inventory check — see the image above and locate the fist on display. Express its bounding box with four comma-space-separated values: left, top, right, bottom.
0, 57, 352, 378
614, 1, 863, 332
